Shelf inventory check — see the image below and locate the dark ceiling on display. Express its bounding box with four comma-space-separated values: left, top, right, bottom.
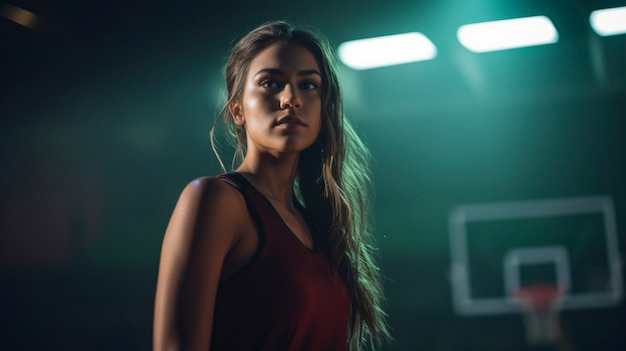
2, 0, 626, 123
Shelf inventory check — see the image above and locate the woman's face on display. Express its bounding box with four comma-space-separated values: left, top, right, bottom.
230, 42, 323, 157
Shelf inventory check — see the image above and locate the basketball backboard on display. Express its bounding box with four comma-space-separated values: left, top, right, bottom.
449, 196, 623, 316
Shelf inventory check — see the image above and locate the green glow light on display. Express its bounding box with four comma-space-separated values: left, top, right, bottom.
457, 16, 559, 53
338, 32, 437, 70
590, 6, 626, 36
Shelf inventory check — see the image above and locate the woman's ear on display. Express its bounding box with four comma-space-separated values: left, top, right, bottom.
229, 101, 245, 126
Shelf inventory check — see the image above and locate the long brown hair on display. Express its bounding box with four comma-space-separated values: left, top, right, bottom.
210, 20, 390, 350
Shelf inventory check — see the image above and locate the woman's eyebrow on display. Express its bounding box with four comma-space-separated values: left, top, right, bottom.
254, 68, 322, 77
298, 69, 322, 77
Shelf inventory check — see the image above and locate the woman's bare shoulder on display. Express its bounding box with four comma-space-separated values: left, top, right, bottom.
165, 176, 247, 245
178, 176, 244, 211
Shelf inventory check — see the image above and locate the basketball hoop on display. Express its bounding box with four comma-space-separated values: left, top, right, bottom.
510, 285, 565, 346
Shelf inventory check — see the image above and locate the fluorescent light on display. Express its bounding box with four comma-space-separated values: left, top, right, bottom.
338, 32, 437, 70
1, 3, 39, 29
457, 16, 559, 53
590, 6, 626, 36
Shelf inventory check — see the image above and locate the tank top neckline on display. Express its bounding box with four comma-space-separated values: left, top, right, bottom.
225, 172, 319, 253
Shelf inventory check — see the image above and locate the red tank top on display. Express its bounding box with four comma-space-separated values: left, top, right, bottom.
211, 173, 350, 351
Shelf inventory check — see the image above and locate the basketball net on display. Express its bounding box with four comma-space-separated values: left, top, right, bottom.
510, 285, 565, 346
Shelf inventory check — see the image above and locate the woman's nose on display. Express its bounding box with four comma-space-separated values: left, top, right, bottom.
279, 84, 302, 109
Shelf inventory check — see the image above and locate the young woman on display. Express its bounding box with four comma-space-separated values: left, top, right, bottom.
153, 21, 389, 350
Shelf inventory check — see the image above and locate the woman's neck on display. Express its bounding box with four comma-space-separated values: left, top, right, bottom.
235, 152, 299, 207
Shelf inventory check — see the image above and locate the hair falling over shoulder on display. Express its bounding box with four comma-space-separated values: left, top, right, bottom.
210, 20, 391, 350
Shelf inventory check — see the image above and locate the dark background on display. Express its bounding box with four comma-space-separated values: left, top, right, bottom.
1, 0, 625, 350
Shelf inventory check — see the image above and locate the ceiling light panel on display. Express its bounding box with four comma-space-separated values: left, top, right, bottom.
590, 6, 626, 36
457, 16, 559, 53
338, 32, 437, 70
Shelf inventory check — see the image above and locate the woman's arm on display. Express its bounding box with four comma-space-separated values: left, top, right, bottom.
153, 177, 244, 351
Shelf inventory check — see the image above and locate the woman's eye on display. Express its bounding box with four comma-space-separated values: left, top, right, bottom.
260, 80, 278, 89
301, 82, 318, 90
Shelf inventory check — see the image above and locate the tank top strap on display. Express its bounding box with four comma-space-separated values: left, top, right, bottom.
217, 172, 319, 253
216, 172, 267, 255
